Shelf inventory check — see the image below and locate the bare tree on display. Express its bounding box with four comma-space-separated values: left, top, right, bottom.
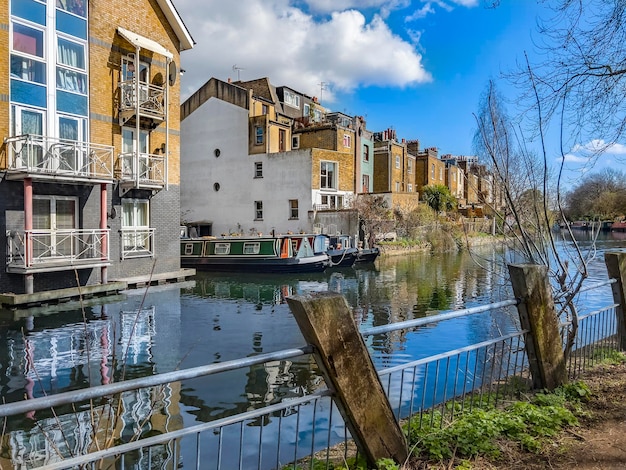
473, 79, 593, 359
519, 0, 626, 157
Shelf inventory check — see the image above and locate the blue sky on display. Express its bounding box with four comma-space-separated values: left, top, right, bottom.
174, 0, 625, 183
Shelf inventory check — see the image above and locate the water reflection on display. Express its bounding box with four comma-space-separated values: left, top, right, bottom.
1, 237, 623, 468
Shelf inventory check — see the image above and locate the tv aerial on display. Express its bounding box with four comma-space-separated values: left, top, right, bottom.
232, 64, 244, 81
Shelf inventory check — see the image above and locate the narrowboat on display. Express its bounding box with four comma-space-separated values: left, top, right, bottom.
180, 234, 330, 273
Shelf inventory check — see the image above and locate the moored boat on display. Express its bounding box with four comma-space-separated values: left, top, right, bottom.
181, 234, 330, 273
355, 246, 380, 265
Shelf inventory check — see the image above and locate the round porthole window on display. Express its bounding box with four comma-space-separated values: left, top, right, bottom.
214, 148, 221, 157
214, 182, 220, 191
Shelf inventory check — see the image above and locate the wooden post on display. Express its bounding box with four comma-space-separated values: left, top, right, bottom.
286, 292, 408, 466
604, 252, 626, 351
508, 264, 566, 390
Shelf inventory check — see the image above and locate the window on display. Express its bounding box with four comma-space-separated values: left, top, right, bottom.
13, 23, 44, 58
32, 196, 77, 259
431, 163, 435, 179
303, 103, 310, 117
279, 129, 286, 152
313, 108, 323, 122
11, 105, 45, 166
243, 242, 261, 254
395, 155, 401, 169
261, 104, 268, 115
56, 0, 87, 17
254, 162, 263, 178
121, 199, 152, 257
215, 243, 230, 255
408, 184, 413, 192
362, 174, 370, 193
395, 181, 400, 192
289, 199, 299, 219
284, 90, 300, 108
122, 127, 149, 180
343, 134, 351, 148
363, 145, 370, 162
439, 167, 443, 180
321, 194, 343, 209
408, 159, 413, 174
292, 135, 300, 149
453, 172, 457, 182
255, 126, 264, 145
254, 201, 263, 220
320, 161, 337, 189
56, 37, 86, 94
11, 22, 46, 85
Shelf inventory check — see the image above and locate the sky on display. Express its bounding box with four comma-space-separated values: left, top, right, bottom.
173, 0, 625, 185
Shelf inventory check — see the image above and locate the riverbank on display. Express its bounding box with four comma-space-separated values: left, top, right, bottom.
378, 234, 501, 257
407, 359, 626, 469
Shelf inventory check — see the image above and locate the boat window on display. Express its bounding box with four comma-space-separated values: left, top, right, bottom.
243, 242, 260, 254
184, 243, 194, 255
215, 243, 230, 255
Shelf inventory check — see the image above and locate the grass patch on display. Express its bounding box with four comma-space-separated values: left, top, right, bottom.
405, 381, 589, 465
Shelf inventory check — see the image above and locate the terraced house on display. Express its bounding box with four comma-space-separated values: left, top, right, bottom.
1, 0, 193, 296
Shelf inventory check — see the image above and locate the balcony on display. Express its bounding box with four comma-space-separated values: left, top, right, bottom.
4, 135, 115, 184
117, 152, 166, 195
6, 229, 110, 274
119, 79, 166, 128
120, 228, 155, 259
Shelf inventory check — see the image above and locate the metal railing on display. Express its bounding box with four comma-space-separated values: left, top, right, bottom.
4, 134, 115, 181
0, 280, 620, 469
120, 228, 155, 259
119, 79, 165, 119
118, 152, 167, 187
6, 228, 109, 271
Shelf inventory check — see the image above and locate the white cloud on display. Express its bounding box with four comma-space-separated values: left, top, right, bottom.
175, 0, 431, 103
570, 139, 626, 156
405, 0, 477, 21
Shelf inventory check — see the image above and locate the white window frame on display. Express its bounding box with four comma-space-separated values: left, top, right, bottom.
254, 161, 263, 178
243, 242, 261, 254
408, 159, 413, 174
408, 183, 413, 192
343, 134, 351, 148
284, 90, 300, 108
395, 155, 400, 169
320, 161, 337, 190
215, 243, 230, 255
289, 199, 299, 219
121, 198, 153, 259
292, 134, 300, 149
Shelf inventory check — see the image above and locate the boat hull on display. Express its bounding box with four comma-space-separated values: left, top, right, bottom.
355, 247, 380, 264
181, 255, 329, 273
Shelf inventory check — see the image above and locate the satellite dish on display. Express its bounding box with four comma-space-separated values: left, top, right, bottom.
168, 61, 177, 86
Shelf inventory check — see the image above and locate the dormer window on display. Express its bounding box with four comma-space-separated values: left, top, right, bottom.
284, 90, 300, 108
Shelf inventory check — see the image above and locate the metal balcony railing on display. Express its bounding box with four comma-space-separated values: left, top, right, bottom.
3, 135, 115, 183
120, 228, 155, 259
118, 152, 166, 189
119, 79, 165, 122
6, 229, 110, 272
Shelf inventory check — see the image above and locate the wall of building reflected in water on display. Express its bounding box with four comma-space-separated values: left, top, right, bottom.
0, 237, 621, 468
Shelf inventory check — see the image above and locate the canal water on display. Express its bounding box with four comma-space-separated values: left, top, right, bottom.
0, 232, 623, 468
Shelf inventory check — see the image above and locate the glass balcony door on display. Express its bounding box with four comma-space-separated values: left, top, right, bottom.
32, 197, 77, 261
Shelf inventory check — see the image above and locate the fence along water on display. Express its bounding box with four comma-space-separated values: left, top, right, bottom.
0, 253, 625, 469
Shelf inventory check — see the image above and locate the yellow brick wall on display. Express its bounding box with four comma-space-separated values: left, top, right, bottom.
373, 152, 390, 192
311, 148, 355, 192
297, 127, 338, 151
89, 0, 183, 184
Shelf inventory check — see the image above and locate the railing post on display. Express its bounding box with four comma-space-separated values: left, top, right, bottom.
508, 264, 566, 390
286, 292, 408, 467
604, 252, 626, 350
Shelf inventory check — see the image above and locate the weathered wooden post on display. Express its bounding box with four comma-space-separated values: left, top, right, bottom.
286, 292, 408, 466
604, 252, 626, 350
508, 264, 567, 390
